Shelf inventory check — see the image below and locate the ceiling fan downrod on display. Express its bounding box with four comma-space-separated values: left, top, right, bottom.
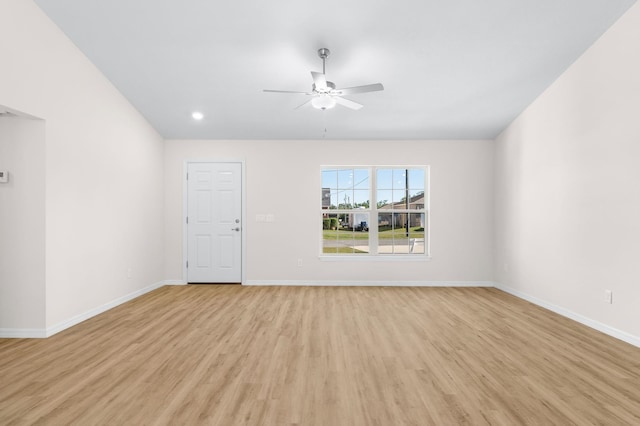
318, 48, 330, 75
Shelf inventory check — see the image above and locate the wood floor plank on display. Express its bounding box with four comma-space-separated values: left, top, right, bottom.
1, 285, 639, 425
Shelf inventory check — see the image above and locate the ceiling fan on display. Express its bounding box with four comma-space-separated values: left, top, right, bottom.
264, 48, 384, 110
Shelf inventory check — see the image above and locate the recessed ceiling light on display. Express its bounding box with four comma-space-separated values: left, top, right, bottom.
192, 111, 204, 120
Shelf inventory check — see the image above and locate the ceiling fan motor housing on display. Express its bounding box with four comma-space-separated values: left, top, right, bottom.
313, 81, 335, 93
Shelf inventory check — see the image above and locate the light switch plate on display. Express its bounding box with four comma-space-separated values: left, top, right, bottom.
0, 171, 8, 183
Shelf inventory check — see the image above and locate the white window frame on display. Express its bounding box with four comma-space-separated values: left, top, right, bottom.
320, 165, 430, 261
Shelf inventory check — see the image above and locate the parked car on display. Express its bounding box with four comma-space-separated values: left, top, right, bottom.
355, 221, 369, 232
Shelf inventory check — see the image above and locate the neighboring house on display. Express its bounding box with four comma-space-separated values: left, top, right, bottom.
322, 191, 425, 229
345, 208, 369, 231
322, 188, 331, 209
322, 188, 368, 230
378, 193, 425, 228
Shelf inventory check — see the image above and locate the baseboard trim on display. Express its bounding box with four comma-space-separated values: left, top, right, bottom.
245, 280, 494, 287
44, 281, 165, 338
162, 280, 187, 286
0, 328, 47, 338
495, 282, 640, 348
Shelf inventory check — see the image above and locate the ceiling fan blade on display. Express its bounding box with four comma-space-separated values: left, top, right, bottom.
263, 89, 311, 94
333, 83, 384, 96
334, 96, 363, 110
311, 71, 328, 91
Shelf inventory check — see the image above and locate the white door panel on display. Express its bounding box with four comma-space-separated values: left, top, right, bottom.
187, 162, 242, 283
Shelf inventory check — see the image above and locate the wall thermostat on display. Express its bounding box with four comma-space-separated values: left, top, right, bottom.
0, 171, 8, 183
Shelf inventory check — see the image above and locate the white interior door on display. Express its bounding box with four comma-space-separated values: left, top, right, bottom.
187, 162, 242, 283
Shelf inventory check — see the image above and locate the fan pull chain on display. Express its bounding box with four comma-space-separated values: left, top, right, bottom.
323, 110, 328, 138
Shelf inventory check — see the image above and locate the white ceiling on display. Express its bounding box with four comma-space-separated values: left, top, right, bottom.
34, 0, 635, 140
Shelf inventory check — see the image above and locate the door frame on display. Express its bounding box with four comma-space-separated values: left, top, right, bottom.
182, 159, 247, 284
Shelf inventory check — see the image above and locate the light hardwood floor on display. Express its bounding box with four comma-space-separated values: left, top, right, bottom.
1, 286, 639, 425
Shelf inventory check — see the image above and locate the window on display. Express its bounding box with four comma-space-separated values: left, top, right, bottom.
321, 166, 429, 257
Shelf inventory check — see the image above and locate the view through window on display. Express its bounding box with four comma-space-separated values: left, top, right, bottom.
321, 167, 428, 256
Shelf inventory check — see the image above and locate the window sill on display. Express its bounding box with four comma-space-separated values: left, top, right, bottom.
319, 255, 432, 262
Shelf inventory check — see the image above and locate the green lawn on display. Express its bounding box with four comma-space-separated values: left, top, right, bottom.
322, 227, 424, 240
322, 247, 369, 254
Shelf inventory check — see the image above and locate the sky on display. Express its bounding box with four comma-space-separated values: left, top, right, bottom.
321, 167, 426, 208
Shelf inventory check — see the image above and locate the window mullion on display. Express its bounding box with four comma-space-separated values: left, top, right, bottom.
370, 167, 378, 255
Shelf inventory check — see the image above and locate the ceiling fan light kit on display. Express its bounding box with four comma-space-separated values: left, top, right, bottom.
264, 48, 384, 111
311, 95, 336, 110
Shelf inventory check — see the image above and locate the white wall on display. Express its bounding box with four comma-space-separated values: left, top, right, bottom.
494, 1, 640, 342
5, 0, 636, 343
0, 0, 164, 332
0, 116, 46, 331
165, 139, 494, 284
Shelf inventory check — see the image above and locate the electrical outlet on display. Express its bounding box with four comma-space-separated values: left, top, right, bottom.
297, 258, 303, 267
604, 290, 613, 304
